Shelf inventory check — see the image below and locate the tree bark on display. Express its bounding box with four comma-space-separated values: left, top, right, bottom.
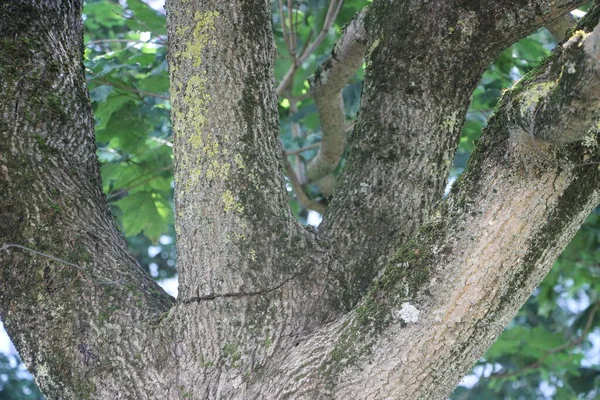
0, 1, 174, 398
2, 0, 600, 399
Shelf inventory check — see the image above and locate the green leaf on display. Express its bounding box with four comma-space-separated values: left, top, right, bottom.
567, 367, 600, 394
90, 85, 113, 102
94, 93, 132, 131
83, 2, 124, 30
113, 159, 172, 193
138, 74, 169, 93
126, 0, 166, 35
125, 53, 159, 67
116, 191, 173, 241
311, 3, 329, 34
100, 102, 151, 152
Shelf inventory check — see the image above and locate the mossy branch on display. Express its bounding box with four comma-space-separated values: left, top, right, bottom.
509, 22, 600, 143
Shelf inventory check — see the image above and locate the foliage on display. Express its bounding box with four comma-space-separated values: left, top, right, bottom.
2, 1, 600, 399
84, 0, 176, 279
0, 353, 43, 399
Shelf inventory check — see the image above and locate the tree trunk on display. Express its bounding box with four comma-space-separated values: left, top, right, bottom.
0, 1, 174, 398
2, 0, 600, 399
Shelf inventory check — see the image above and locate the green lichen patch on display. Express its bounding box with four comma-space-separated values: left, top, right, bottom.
222, 190, 244, 214
180, 11, 220, 67
515, 81, 557, 118
509, 55, 556, 97
222, 343, 242, 368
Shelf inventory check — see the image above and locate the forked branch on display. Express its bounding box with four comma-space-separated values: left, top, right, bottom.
276, 0, 344, 96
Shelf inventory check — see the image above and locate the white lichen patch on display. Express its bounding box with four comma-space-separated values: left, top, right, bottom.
395, 302, 420, 324
35, 362, 49, 380
582, 130, 598, 148
369, 38, 380, 54
359, 182, 370, 194
1, 165, 8, 182
456, 11, 478, 38
565, 62, 576, 74
365, 38, 381, 69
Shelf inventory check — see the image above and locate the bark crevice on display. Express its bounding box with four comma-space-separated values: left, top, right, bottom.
181, 272, 304, 303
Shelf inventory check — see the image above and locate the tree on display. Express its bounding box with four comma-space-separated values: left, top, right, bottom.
2, 0, 600, 398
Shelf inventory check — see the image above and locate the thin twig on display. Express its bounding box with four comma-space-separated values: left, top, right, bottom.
286, 142, 321, 156
107, 163, 173, 200
298, 30, 314, 62
299, 0, 342, 62
289, 99, 306, 182
288, 0, 297, 63
283, 91, 311, 102
284, 122, 354, 156
282, 150, 326, 213
87, 39, 147, 45
151, 137, 173, 147
278, 0, 292, 55
89, 74, 169, 100
112, 6, 167, 45
278, 0, 299, 92
121, 164, 174, 194
276, 0, 343, 96
87, 37, 167, 47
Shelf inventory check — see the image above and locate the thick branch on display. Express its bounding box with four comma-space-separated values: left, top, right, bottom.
0, 2, 173, 398
317, 0, 593, 312
305, 10, 367, 188
454, 0, 587, 51
256, 17, 600, 397
283, 151, 327, 213
164, 4, 351, 396
167, 1, 309, 301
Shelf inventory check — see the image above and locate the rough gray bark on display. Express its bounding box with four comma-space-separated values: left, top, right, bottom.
546, 13, 578, 39
2, 0, 600, 399
0, 2, 173, 398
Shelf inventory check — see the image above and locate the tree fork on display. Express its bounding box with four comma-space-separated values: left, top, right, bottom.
2, 0, 600, 399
